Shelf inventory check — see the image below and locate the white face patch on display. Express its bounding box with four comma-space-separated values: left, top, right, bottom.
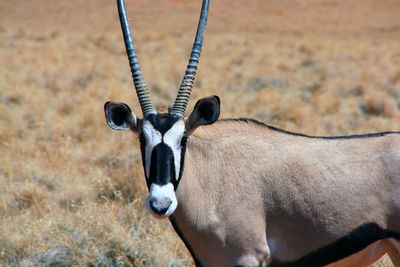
140, 119, 185, 218
141, 119, 185, 181
142, 120, 162, 178
163, 120, 186, 181
146, 183, 178, 217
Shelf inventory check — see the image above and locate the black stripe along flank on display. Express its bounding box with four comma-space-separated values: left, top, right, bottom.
269, 223, 400, 267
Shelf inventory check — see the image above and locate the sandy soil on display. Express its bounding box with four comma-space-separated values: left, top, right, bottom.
1, 0, 400, 266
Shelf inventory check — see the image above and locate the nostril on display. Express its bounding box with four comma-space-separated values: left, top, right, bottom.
150, 198, 172, 215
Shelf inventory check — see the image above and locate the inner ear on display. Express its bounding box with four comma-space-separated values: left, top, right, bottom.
104, 101, 139, 131
197, 99, 218, 122
186, 95, 220, 133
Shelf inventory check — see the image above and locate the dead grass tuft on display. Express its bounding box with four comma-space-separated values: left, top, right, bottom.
361, 91, 399, 118
37, 245, 77, 267
13, 189, 44, 210
58, 196, 83, 212
94, 154, 143, 204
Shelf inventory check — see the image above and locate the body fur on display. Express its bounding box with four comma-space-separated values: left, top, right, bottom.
171, 119, 400, 266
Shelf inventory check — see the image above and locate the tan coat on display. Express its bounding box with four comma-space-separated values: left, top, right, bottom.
172, 119, 400, 266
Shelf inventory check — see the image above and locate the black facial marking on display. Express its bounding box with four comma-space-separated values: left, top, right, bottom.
146, 113, 181, 135
139, 113, 187, 191
139, 133, 149, 187
181, 135, 188, 146
149, 143, 176, 187
178, 136, 188, 184
269, 223, 400, 267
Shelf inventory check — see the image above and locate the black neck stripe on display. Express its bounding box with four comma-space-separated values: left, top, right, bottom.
169, 215, 202, 267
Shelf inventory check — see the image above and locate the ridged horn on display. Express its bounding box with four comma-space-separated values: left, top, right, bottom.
117, 0, 156, 117
170, 0, 210, 117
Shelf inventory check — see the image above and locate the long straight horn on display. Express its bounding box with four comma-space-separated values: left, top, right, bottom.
117, 0, 156, 117
170, 0, 210, 117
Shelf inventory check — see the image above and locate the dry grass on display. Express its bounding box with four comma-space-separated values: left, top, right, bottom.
1, 0, 400, 266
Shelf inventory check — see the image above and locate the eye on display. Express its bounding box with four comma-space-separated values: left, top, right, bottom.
139, 134, 146, 144
180, 136, 188, 146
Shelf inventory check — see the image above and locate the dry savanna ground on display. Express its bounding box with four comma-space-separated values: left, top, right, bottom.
1, 0, 400, 266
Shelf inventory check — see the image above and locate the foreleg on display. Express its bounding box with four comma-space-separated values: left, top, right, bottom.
386, 238, 400, 266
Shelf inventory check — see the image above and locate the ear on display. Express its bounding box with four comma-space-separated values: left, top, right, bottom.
186, 95, 220, 134
104, 101, 139, 131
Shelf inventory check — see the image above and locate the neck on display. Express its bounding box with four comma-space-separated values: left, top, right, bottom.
171, 119, 273, 264
175, 118, 276, 218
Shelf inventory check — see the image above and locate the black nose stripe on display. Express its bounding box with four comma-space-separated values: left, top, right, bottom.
149, 143, 176, 186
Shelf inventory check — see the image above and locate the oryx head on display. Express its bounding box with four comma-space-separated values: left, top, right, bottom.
104, 0, 219, 218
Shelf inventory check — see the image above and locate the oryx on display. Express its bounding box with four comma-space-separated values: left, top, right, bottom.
104, 0, 400, 266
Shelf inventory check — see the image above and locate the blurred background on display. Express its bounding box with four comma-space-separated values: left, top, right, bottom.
1, 0, 400, 265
